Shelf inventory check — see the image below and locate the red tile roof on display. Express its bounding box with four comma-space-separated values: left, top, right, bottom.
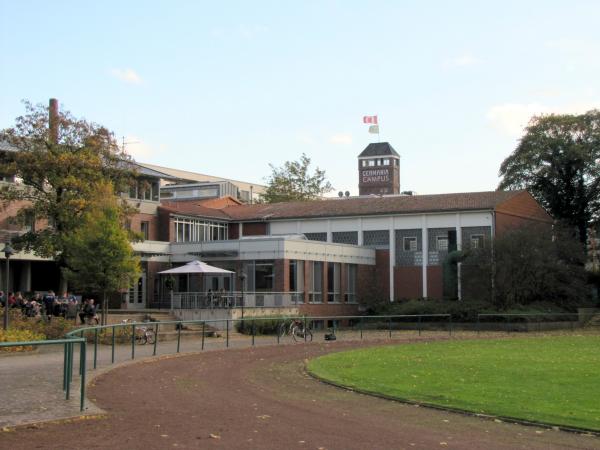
220, 190, 528, 221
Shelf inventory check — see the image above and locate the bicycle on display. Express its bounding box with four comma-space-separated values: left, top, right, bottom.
277, 318, 313, 342
121, 319, 156, 345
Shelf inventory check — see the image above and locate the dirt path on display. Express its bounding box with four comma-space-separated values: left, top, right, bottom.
1, 339, 597, 450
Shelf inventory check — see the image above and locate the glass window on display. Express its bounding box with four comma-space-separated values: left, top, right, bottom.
255, 262, 274, 291
346, 264, 356, 303
383, 159, 390, 165
437, 236, 449, 251
289, 261, 297, 291
311, 262, 323, 303
403, 237, 417, 252
327, 262, 340, 302
361, 160, 367, 167
471, 234, 484, 249
141, 221, 149, 240
368, 160, 375, 167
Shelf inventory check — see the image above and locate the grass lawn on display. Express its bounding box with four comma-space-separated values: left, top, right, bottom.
307, 335, 600, 431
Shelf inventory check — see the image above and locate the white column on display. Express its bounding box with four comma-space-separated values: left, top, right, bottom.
326, 219, 332, 243
357, 217, 363, 246
389, 217, 395, 302
421, 215, 428, 298
239, 222, 244, 238
20, 261, 32, 292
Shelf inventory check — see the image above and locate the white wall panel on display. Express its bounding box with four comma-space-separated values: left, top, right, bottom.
460, 212, 493, 227
330, 218, 359, 231
270, 221, 299, 235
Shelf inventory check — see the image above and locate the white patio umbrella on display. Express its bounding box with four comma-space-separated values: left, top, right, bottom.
158, 260, 234, 275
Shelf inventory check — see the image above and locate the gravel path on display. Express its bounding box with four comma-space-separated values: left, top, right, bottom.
1, 336, 598, 450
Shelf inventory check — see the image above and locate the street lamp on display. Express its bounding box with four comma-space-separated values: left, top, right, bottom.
3, 242, 14, 331
239, 272, 246, 332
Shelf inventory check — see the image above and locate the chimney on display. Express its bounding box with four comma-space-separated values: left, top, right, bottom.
49, 98, 59, 144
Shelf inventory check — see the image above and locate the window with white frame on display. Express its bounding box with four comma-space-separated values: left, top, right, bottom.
437, 236, 449, 251
310, 261, 323, 303
470, 234, 484, 249
383, 158, 390, 165
174, 216, 228, 243
327, 262, 340, 302
403, 237, 417, 252
368, 160, 375, 167
346, 264, 357, 303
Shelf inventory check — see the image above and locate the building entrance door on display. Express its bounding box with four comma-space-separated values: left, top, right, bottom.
127, 273, 146, 309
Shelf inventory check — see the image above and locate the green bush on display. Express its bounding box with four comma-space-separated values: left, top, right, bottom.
0, 328, 45, 352
0, 307, 78, 339
235, 317, 284, 335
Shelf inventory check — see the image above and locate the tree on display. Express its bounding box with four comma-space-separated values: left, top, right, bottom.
498, 110, 600, 245
64, 182, 141, 325
0, 100, 136, 286
461, 224, 589, 310
260, 153, 333, 203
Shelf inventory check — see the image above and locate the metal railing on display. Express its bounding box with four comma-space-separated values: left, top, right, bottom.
476, 313, 583, 333
171, 291, 305, 309
0, 337, 87, 411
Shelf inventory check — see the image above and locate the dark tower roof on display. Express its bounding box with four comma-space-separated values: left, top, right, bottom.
358, 142, 400, 158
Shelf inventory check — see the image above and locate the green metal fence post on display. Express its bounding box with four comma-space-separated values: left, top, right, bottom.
153, 323, 159, 356
304, 316, 307, 342
449, 315, 452, 336
476, 315, 480, 334
66, 342, 72, 400
418, 315, 422, 336
252, 319, 255, 346
63, 342, 68, 391
80, 341, 86, 412
277, 318, 280, 344
360, 317, 363, 339
226, 319, 230, 348
131, 323, 136, 360
93, 328, 98, 369
201, 322, 205, 350
176, 322, 181, 353
388, 318, 392, 338
111, 325, 115, 364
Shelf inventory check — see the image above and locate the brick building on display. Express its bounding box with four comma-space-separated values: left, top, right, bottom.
1, 139, 552, 317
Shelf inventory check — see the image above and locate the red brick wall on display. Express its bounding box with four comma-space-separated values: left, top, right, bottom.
274, 259, 290, 291
495, 191, 553, 235
229, 223, 240, 239
129, 213, 160, 240
356, 264, 376, 303
157, 209, 173, 242
394, 266, 422, 299
374, 250, 390, 300
242, 222, 268, 236
427, 266, 443, 299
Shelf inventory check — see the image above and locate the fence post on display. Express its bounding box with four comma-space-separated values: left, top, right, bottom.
79, 342, 86, 411
63, 343, 68, 391
131, 323, 136, 360
304, 316, 308, 342
66, 342, 72, 400
252, 319, 256, 346
111, 325, 116, 364
201, 322, 205, 350
388, 318, 392, 339
277, 318, 280, 344
418, 315, 422, 336
176, 322, 181, 353
93, 328, 98, 370
449, 315, 452, 336
226, 319, 230, 348
360, 317, 363, 340
153, 323, 159, 356
476, 315, 480, 334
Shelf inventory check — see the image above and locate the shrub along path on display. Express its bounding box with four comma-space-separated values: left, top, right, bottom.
1, 337, 598, 449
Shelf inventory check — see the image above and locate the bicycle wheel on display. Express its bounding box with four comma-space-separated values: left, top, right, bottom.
146, 329, 156, 345
277, 322, 287, 339
135, 331, 147, 345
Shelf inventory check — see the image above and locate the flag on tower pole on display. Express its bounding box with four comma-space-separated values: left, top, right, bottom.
363, 115, 378, 124
368, 125, 379, 134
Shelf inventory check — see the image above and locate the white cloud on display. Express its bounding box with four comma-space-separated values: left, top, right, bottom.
443, 53, 479, 69
487, 101, 600, 136
110, 68, 143, 84
329, 134, 353, 145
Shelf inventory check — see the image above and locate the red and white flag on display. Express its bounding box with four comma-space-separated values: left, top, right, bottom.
363, 115, 378, 124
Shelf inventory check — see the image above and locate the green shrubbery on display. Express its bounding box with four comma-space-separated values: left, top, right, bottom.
235, 317, 284, 335
366, 298, 572, 322
0, 307, 77, 340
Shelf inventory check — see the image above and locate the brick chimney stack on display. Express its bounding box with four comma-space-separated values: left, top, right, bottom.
49, 98, 59, 144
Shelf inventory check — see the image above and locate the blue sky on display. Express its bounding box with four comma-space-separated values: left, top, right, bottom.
1, 1, 599, 195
